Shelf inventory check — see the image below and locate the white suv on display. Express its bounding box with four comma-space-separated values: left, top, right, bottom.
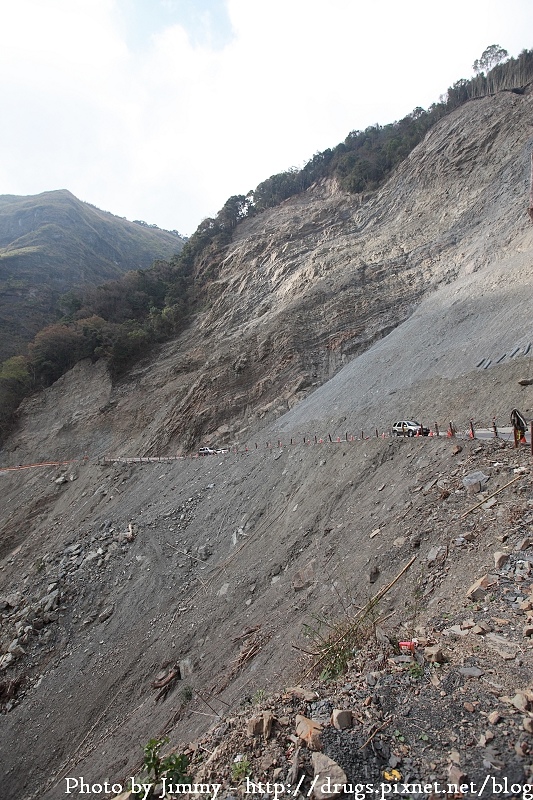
392, 420, 429, 437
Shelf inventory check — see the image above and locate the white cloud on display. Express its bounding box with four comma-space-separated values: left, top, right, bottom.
0, 0, 531, 235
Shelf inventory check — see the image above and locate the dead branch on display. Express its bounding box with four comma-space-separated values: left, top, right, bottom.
461, 475, 522, 518
359, 717, 392, 750
306, 555, 417, 676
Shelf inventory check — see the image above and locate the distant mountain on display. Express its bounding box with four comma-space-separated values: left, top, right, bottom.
0, 189, 185, 360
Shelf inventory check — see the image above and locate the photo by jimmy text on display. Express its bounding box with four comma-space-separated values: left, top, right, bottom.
64, 776, 222, 799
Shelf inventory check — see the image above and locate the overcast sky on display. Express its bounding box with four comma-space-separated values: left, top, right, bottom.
1, 0, 532, 236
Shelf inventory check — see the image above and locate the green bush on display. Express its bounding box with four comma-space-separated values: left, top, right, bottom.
140, 737, 190, 790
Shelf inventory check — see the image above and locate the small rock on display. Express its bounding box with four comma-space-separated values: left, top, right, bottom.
459, 666, 484, 678
247, 715, 263, 737
511, 692, 530, 712
424, 645, 444, 663
494, 552, 509, 569
462, 471, 490, 491
295, 715, 322, 750
98, 606, 114, 622
516, 537, 531, 551
310, 753, 347, 799
478, 731, 495, 747
448, 764, 467, 784
292, 561, 315, 592
331, 709, 352, 730
487, 711, 501, 725
368, 565, 380, 584
466, 574, 497, 601
471, 621, 492, 635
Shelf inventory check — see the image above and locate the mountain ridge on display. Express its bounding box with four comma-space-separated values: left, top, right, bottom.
0, 189, 185, 361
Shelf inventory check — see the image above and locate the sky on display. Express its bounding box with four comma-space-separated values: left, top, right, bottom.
0, 1, 532, 237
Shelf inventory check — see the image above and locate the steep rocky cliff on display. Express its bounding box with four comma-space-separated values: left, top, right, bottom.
1, 88, 533, 798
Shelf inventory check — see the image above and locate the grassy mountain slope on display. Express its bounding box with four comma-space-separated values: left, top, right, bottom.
0, 190, 184, 360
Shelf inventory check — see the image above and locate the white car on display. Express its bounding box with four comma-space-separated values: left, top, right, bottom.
198, 447, 216, 456
392, 420, 430, 437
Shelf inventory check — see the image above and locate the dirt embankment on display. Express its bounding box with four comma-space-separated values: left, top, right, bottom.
1, 429, 533, 797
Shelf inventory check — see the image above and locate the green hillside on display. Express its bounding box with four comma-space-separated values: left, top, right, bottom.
0, 189, 184, 360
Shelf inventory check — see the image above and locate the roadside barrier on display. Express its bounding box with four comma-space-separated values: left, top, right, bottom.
1, 419, 531, 472
0, 459, 79, 473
